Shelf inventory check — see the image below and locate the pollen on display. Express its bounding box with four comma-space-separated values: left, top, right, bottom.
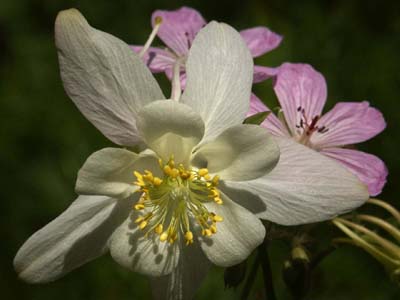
154, 16, 163, 25
131, 155, 224, 245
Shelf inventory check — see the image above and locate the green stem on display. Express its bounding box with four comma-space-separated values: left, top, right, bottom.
241, 254, 260, 299
258, 238, 277, 300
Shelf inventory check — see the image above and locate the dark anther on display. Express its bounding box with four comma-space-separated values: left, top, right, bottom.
309, 115, 320, 131
185, 32, 192, 48
300, 119, 304, 128
318, 126, 329, 133
297, 106, 302, 112
147, 51, 157, 67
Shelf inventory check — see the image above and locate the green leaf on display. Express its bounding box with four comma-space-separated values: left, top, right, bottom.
243, 111, 270, 125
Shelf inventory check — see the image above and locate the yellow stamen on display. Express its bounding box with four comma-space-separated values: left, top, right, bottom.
143, 170, 154, 182
170, 168, 180, 178
135, 216, 144, 224
134, 171, 143, 180
139, 221, 148, 230
160, 232, 168, 242
153, 177, 162, 186
163, 165, 172, 175
214, 197, 223, 205
203, 229, 212, 237
131, 155, 225, 245
198, 168, 209, 177
212, 175, 220, 186
155, 224, 163, 234
134, 203, 145, 210
212, 214, 224, 222
185, 231, 194, 245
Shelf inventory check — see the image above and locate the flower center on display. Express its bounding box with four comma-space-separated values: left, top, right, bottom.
295, 106, 329, 146
132, 156, 223, 245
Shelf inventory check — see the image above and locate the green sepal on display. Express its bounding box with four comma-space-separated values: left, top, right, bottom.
243, 111, 270, 125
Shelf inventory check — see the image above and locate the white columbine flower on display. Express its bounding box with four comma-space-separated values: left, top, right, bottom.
14, 9, 369, 300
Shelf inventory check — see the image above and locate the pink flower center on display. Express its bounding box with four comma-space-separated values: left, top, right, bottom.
295, 106, 329, 145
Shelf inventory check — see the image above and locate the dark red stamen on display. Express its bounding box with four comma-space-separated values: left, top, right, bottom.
295, 106, 328, 135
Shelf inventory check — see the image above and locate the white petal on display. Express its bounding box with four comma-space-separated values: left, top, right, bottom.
136, 100, 205, 164
14, 196, 131, 283
181, 21, 253, 143
109, 213, 180, 276
199, 193, 265, 267
76, 148, 160, 198
222, 138, 369, 225
55, 9, 164, 146
150, 243, 211, 300
192, 124, 279, 181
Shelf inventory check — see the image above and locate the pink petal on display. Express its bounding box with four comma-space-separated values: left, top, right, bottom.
311, 101, 386, 148
248, 94, 290, 137
152, 7, 206, 56
321, 147, 387, 196
240, 26, 283, 57
253, 65, 279, 83
273, 63, 327, 135
131, 46, 175, 73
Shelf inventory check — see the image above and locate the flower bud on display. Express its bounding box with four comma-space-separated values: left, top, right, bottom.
282, 245, 311, 298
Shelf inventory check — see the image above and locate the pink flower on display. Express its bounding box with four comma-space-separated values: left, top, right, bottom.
132, 6, 282, 86
250, 63, 387, 196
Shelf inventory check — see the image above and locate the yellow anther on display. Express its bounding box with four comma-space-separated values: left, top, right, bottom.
203, 229, 212, 237
143, 170, 154, 182
212, 214, 224, 222
214, 197, 223, 205
134, 179, 145, 187
212, 175, 220, 186
134, 171, 143, 180
139, 221, 148, 230
198, 168, 209, 177
204, 174, 211, 180
134, 216, 144, 223
210, 188, 220, 197
158, 158, 163, 168
180, 171, 190, 180
164, 165, 172, 175
134, 203, 145, 210
185, 231, 194, 245
153, 177, 162, 186
168, 159, 175, 168
168, 232, 178, 244
155, 224, 163, 234
170, 168, 179, 178
154, 16, 163, 25
210, 224, 217, 234
160, 232, 168, 242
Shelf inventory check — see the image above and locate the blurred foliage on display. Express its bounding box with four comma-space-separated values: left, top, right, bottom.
1, 0, 399, 299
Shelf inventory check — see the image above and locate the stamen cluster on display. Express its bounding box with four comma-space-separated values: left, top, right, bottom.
132, 156, 223, 245
295, 106, 328, 145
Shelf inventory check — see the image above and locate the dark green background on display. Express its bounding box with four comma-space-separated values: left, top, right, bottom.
1, 0, 399, 299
